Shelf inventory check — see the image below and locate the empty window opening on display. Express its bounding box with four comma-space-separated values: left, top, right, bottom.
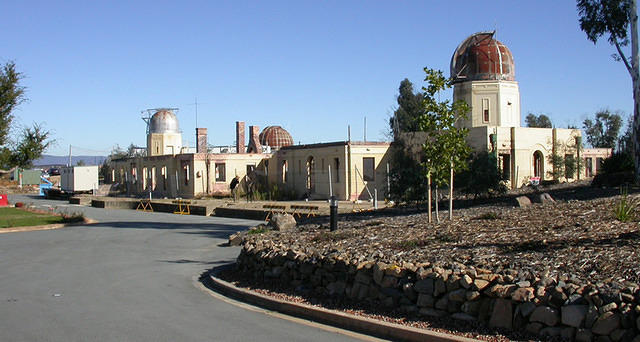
585, 157, 593, 177
161, 166, 167, 190
215, 163, 226, 182
482, 98, 489, 122
306, 156, 315, 191
499, 154, 510, 180
281, 160, 288, 183
334, 158, 340, 183
363, 157, 375, 181
181, 161, 190, 186
143, 167, 148, 190
533, 151, 544, 179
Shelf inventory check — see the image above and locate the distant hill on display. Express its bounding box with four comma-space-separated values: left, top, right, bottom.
34, 155, 107, 167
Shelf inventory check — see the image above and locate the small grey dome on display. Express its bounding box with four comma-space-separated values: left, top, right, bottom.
149, 110, 180, 134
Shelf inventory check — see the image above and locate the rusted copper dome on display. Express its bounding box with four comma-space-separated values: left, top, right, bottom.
259, 126, 293, 149
450, 31, 515, 83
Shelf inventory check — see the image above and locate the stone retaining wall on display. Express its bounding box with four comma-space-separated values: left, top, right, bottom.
236, 239, 640, 342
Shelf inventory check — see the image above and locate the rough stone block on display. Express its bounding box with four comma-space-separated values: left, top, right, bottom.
515, 195, 532, 207
449, 289, 467, 302
474, 278, 490, 291
414, 279, 434, 294
562, 305, 589, 328
518, 302, 537, 317
451, 313, 476, 321
434, 278, 447, 296
512, 287, 535, 302
373, 262, 386, 285
489, 298, 513, 329
269, 213, 296, 231
525, 322, 543, 334
402, 283, 417, 301
381, 276, 398, 288
461, 301, 481, 316
560, 328, 576, 341
530, 306, 560, 326
466, 291, 480, 301
435, 296, 448, 310
540, 327, 562, 337
417, 293, 434, 308
575, 328, 593, 342
460, 274, 473, 289
354, 271, 372, 285
326, 281, 346, 296
419, 308, 447, 318
592, 312, 620, 336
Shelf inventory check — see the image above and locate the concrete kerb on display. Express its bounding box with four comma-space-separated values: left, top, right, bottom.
0, 218, 98, 234
203, 264, 478, 342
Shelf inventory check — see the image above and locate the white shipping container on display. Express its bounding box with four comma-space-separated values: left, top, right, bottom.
61, 166, 99, 192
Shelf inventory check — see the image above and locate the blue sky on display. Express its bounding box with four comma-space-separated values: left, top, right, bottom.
2, 1, 634, 156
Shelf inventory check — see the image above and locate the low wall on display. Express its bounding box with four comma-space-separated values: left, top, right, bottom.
236, 239, 640, 342
90, 199, 211, 215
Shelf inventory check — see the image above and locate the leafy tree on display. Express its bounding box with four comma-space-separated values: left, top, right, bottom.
419, 68, 471, 221
577, 0, 640, 183
387, 79, 427, 203
126, 143, 146, 157
0, 62, 26, 146
618, 115, 634, 153
389, 78, 424, 136
455, 151, 507, 199
9, 123, 52, 168
582, 109, 623, 148
525, 113, 553, 128
388, 139, 427, 204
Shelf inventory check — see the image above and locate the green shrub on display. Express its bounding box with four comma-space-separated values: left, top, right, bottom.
602, 152, 634, 174
474, 212, 500, 220
60, 211, 84, 223
613, 188, 637, 222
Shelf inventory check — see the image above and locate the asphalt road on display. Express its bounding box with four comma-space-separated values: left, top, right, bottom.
0, 195, 372, 342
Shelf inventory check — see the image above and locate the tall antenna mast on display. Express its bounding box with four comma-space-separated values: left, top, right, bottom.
364, 116, 367, 142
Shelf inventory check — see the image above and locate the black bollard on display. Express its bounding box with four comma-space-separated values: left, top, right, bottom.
329, 196, 338, 231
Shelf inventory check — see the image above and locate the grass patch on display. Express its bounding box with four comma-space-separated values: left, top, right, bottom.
248, 226, 269, 235
0, 207, 72, 228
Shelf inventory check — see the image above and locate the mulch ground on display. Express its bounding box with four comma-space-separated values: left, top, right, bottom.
220, 183, 640, 341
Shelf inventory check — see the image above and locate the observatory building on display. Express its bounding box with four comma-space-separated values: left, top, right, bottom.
449, 31, 610, 186
107, 31, 610, 200
145, 109, 183, 156
108, 109, 390, 200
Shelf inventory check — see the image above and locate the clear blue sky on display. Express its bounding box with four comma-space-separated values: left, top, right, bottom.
2, 1, 634, 156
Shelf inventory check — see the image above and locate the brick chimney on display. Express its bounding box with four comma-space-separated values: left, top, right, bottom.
247, 125, 262, 153
196, 128, 207, 153
236, 121, 245, 154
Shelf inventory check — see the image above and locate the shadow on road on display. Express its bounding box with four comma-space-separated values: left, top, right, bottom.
89, 221, 246, 240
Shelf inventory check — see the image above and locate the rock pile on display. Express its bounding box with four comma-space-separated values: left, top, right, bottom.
237, 241, 640, 341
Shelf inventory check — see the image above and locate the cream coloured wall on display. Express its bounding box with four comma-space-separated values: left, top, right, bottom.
454, 80, 520, 129
467, 126, 582, 188
147, 132, 182, 156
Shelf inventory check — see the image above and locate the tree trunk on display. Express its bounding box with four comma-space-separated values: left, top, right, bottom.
449, 160, 453, 220
435, 187, 440, 223
632, 0, 640, 184
428, 170, 432, 223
